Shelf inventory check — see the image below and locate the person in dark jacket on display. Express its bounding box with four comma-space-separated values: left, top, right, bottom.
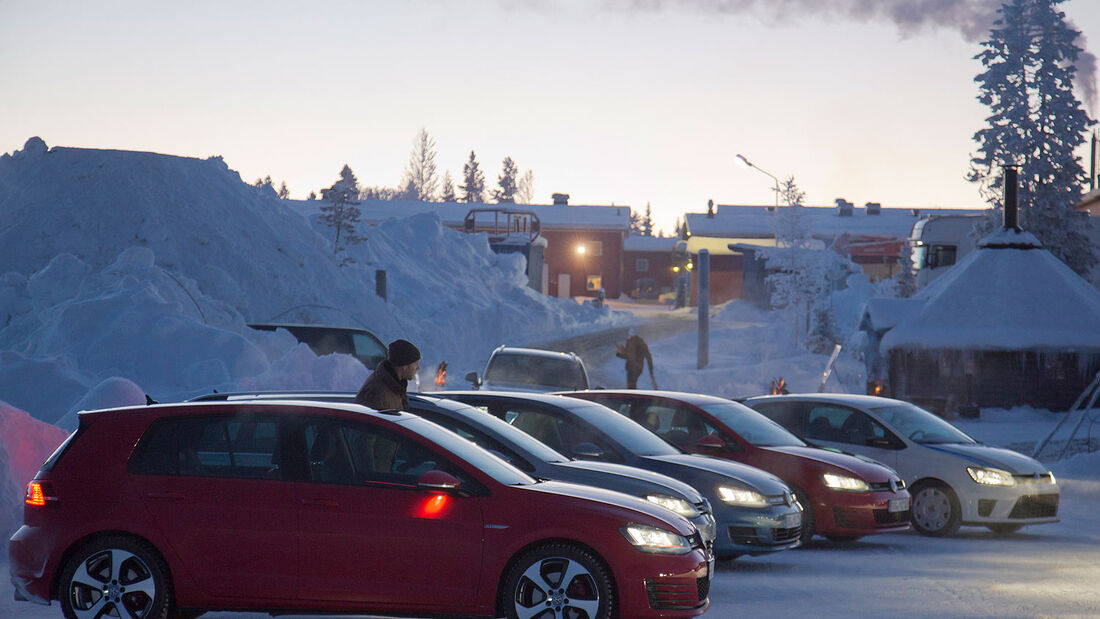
615, 327, 656, 389
355, 339, 421, 410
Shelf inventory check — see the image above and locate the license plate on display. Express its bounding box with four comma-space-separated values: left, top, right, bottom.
889, 497, 910, 512
784, 512, 802, 528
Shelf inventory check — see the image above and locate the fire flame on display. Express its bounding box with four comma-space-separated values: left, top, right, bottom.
434, 361, 447, 387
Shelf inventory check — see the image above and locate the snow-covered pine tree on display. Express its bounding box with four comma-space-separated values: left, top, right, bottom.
642, 203, 655, 236
517, 169, 535, 203
440, 170, 457, 202
401, 128, 439, 201
319, 164, 364, 266
969, 0, 1096, 276
494, 156, 519, 203
460, 151, 485, 203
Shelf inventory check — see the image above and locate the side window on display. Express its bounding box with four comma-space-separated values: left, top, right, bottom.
505, 406, 623, 463
806, 406, 886, 446
304, 418, 461, 487
751, 401, 803, 434
414, 409, 535, 472
642, 403, 720, 449
130, 414, 283, 481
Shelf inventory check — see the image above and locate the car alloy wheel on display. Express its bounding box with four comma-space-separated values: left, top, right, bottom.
60, 535, 172, 619
910, 482, 961, 537
504, 543, 612, 619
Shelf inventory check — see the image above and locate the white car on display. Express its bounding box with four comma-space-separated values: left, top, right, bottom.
744, 394, 1059, 537
465, 346, 590, 392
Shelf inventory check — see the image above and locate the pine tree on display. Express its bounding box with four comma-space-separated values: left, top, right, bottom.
307, 191, 317, 201
494, 156, 519, 203
460, 151, 485, 203
629, 209, 643, 235
968, 0, 1096, 276
277, 181, 290, 199
319, 164, 364, 266
517, 169, 535, 203
439, 170, 457, 202
401, 127, 439, 201
642, 202, 655, 236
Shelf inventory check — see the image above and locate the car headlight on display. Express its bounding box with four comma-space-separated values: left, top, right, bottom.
621, 524, 692, 554
822, 473, 870, 492
967, 466, 1015, 487
716, 485, 768, 507
646, 494, 699, 517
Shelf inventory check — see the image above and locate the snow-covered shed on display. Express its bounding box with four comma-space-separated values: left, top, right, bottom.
872, 226, 1100, 413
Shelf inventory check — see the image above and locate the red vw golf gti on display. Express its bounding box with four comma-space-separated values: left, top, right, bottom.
566, 390, 911, 544
10, 400, 711, 618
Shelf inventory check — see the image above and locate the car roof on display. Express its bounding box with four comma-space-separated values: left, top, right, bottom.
745, 393, 912, 408
564, 389, 738, 407
491, 346, 581, 361
437, 390, 595, 409
79, 398, 415, 422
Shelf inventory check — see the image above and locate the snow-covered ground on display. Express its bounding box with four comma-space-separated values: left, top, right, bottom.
3, 139, 1099, 618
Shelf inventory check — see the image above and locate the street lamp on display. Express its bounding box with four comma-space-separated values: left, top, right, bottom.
735, 153, 780, 208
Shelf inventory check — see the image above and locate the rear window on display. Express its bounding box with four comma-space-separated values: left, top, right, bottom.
485, 352, 588, 390
130, 414, 284, 480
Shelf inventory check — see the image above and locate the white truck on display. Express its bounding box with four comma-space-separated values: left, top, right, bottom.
908, 214, 986, 287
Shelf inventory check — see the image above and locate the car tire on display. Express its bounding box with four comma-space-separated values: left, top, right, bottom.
502, 543, 613, 619
792, 487, 816, 545
910, 481, 962, 537
59, 535, 173, 619
987, 524, 1024, 535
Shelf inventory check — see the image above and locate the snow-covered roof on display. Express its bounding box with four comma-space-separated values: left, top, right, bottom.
858, 297, 923, 333
291, 199, 632, 231
685, 204, 981, 239
881, 227, 1100, 351
623, 235, 680, 252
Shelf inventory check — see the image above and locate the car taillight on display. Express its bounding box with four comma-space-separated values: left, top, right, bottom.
25, 481, 57, 507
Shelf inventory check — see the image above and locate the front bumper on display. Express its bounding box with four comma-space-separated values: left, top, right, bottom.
616, 548, 711, 618
817, 490, 912, 536
711, 502, 803, 558
959, 481, 1060, 526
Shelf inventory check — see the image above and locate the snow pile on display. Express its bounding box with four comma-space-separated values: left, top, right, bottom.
0, 401, 67, 538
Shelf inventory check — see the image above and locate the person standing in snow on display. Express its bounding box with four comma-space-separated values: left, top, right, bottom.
616, 328, 656, 389
355, 339, 421, 411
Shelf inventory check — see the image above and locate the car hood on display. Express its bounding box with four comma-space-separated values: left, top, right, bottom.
554, 460, 706, 503
646, 454, 790, 496
923, 442, 1048, 475
525, 480, 696, 536
764, 445, 899, 481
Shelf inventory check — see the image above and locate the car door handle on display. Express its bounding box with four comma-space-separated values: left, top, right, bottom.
144, 492, 185, 501
299, 498, 340, 509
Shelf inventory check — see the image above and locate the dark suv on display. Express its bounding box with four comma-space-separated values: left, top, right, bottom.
10, 400, 711, 619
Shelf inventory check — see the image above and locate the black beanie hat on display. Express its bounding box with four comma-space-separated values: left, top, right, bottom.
388, 339, 421, 367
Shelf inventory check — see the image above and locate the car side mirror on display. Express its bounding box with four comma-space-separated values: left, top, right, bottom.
696, 434, 726, 450
465, 371, 481, 388
572, 442, 605, 459
417, 470, 462, 491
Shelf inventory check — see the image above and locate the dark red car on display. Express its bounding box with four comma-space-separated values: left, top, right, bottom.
9, 400, 710, 618
565, 390, 912, 543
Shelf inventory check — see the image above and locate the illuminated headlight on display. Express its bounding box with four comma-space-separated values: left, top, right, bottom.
823, 473, 870, 492
967, 466, 1015, 487
716, 485, 768, 507
646, 494, 699, 517
621, 524, 692, 554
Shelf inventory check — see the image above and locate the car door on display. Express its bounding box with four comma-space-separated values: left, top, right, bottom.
295, 415, 484, 608
129, 412, 298, 602
802, 404, 899, 470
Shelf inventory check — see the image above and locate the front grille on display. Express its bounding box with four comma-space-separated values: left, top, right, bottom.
1009, 494, 1059, 519
697, 577, 710, 602
872, 508, 910, 524
728, 526, 758, 545
869, 479, 906, 491
687, 531, 706, 551
832, 507, 859, 528
644, 578, 704, 611
773, 525, 801, 542
978, 499, 996, 517
728, 525, 800, 545
1012, 472, 1055, 484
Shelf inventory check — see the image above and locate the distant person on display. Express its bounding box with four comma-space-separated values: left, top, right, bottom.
355, 339, 421, 410
616, 327, 656, 389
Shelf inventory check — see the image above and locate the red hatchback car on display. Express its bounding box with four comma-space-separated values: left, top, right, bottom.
565, 390, 912, 543
9, 400, 711, 619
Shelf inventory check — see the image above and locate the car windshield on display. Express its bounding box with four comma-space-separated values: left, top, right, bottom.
427, 398, 570, 463
485, 353, 587, 390
569, 402, 681, 456
699, 403, 805, 447
397, 416, 538, 485
872, 403, 976, 444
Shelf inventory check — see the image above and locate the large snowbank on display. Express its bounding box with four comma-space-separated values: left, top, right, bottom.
0, 401, 67, 538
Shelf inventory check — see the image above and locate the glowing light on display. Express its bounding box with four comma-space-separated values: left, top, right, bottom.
672, 266, 680, 272
25, 481, 47, 507
576, 244, 586, 255
418, 494, 450, 518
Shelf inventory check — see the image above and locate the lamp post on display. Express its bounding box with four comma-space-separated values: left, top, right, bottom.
735, 153, 780, 208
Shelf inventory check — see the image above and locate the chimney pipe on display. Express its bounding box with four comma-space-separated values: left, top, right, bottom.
1003, 167, 1020, 231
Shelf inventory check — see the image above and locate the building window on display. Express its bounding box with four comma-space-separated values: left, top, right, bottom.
586, 275, 602, 291
635, 258, 649, 272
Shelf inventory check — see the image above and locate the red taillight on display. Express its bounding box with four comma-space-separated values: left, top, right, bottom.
25, 481, 55, 507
